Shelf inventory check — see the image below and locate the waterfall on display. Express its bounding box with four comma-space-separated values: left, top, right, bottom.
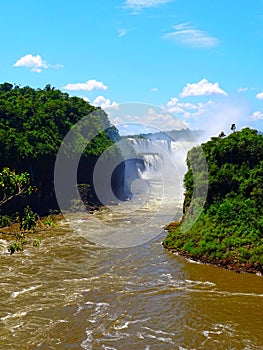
123, 136, 197, 207
127, 137, 190, 181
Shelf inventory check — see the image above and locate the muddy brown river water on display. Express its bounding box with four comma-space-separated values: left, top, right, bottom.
0, 210, 262, 350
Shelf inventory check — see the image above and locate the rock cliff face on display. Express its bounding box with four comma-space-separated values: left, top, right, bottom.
2, 147, 138, 216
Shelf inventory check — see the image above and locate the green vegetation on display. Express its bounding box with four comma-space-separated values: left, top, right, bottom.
0, 83, 114, 163
0, 167, 33, 207
19, 205, 39, 231
5, 204, 40, 255
0, 166, 43, 254
8, 232, 27, 255
43, 215, 56, 228
0, 82, 129, 254
163, 128, 263, 274
0, 82, 123, 215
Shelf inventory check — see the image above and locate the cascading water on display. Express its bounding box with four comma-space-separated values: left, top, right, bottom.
127, 137, 192, 189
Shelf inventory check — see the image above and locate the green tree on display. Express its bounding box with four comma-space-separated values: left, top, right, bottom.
0, 167, 33, 207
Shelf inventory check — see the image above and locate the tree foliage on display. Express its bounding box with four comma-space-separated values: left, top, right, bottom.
0, 83, 122, 214
0, 83, 115, 165
164, 128, 263, 274
0, 167, 32, 206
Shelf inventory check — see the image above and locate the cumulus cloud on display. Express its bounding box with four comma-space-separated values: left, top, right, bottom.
63, 80, 108, 91
125, 0, 170, 10
164, 23, 218, 48
251, 111, 263, 120
166, 94, 250, 140
166, 97, 214, 118
256, 91, 263, 100
93, 96, 119, 111
14, 54, 51, 72
180, 79, 228, 98
14, 54, 63, 73
188, 99, 250, 141
144, 108, 187, 130
110, 107, 187, 131
151, 87, 158, 92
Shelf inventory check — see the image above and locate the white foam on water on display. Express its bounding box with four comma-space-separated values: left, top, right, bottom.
113, 321, 129, 330
75, 300, 110, 316
113, 317, 150, 330
138, 326, 175, 345
152, 274, 263, 298
184, 279, 216, 287
144, 333, 174, 344
201, 323, 235, 344
218, 290, 263, 297
142, 326, 175, 336
10, 284, 42, 298
157, 274, 216, 289
0, 311, 27, 321
80, 329, 93, 350
0, 238, 9, 254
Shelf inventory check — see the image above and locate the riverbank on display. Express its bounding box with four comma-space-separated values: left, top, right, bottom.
163, 235, 262, 276
163, 129, 263, 277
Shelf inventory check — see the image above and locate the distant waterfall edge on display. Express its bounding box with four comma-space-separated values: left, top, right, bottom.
124, 137, 195, 202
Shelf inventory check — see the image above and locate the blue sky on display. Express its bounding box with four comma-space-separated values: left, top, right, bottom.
1, 0, 263, 134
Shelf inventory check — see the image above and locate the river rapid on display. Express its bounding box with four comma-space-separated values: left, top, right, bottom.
0, 206, 262, 350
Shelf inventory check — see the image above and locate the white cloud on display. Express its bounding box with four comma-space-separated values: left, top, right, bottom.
180, 79, 228, 98
166, 97, 214, 118
125, 0, 170, 10
117, 27, 136, 37
256, 91, 263, 100
144, 108, 188, 130
151, 87, 158, 92
111, 107, 187, 131
82, 96, 90, 102
14, 54, 63, 73
93, 96, 119, 111
118, 28, 128, 37
164, 23, 218, 48
238, 87, 248, 93
50, 63, 64, 69
251, 111, 263, 120
14, 54, 48, 72
63, 80, 108, 91
187, 99, 250, 141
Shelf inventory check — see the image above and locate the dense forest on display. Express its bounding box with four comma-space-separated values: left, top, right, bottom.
0, 82, 129, 217
163, 128, 263, 274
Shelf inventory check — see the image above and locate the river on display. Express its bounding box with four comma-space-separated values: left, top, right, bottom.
0, 136, 263, 349
0, 209, 262, 349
